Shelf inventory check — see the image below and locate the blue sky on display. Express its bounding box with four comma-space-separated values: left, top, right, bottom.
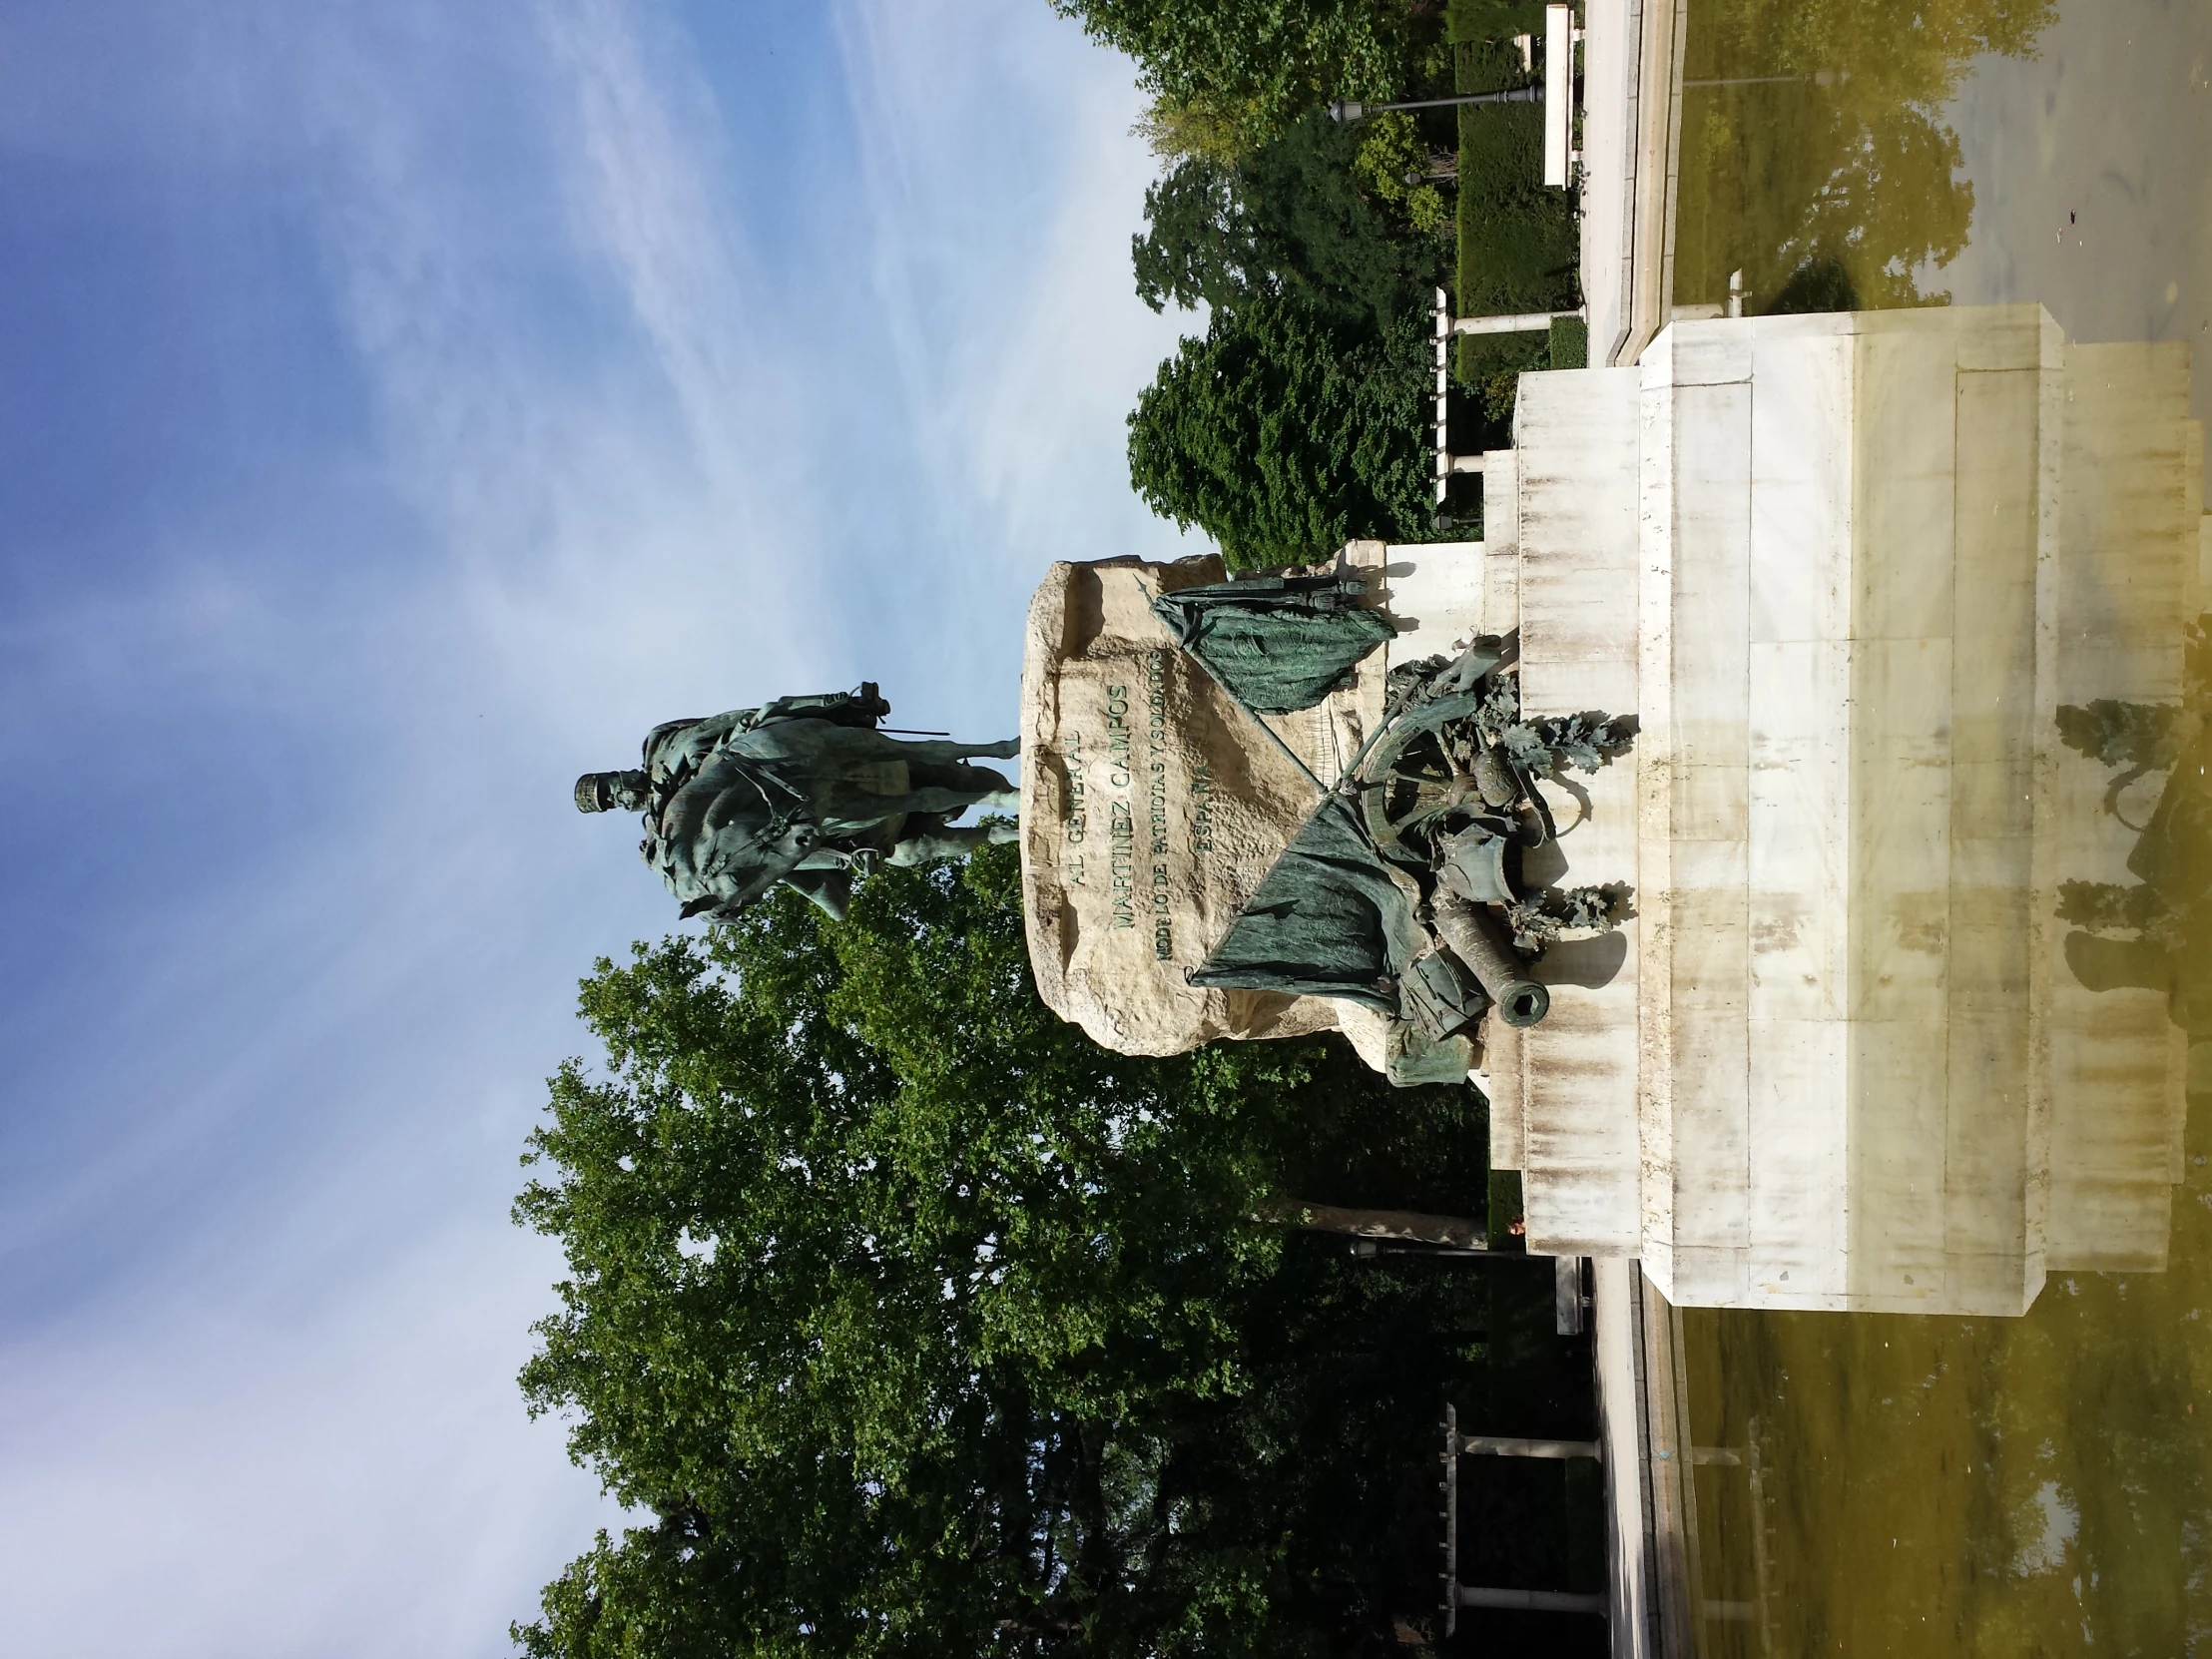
0, 3, 1195, 1651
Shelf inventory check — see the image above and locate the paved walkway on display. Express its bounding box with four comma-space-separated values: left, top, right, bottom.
1594, 1258, 1698, 1658
1534, 12, 1698, 1646
1578, 0, 1687, 364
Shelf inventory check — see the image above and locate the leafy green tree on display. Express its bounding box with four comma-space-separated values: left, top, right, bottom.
514, 846, 1495, 1657
1344, 112, 1451, 237
1133, 111, 1450, 337
1052, 0, 1440, 154
1127, 296, 1434, 568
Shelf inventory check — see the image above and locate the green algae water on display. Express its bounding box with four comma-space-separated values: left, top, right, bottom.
1680, 1166, 2212, 1652
1674, 0, 2212, 474
1667, 1, 2212, 1649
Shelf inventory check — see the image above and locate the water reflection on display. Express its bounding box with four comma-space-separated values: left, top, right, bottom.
1670, 596, 2212, 1648
1663, 0, 2212, 1647
1674, 0, 2054, 311
2059, 626, 2212, 1040
1680, 1151, 2212, 1652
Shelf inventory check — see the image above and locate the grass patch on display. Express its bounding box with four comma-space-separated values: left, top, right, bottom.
1486, 1167, 1525, 1250
1548, 311, 1588, 368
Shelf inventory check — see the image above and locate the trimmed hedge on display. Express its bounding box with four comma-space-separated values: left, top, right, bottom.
1448, 5, 1581, 449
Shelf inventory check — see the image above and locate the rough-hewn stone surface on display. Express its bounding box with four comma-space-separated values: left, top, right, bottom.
1019, 551, 1387, 1056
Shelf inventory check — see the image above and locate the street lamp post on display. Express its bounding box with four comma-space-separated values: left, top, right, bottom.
1328, 86, 1542, 123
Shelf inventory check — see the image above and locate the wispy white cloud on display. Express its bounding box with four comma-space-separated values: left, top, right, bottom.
541, 0, 761, 458
0, 1218, 597, 1659
831, 0, 1206, 722
291, 0, 842, 748
0, 0, 1196, 1652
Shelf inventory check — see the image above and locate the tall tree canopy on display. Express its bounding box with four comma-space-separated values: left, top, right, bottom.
1126, 296, 1432, 569
514, 845, 1505, 1658
1133, 111, 1450, 336
1050, 0, 1437, 154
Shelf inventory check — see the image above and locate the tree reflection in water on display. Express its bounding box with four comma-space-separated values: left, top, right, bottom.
1674, 0, 2054, 312
2057, 616, 2212, 1035
1667, 450, 2212, 1652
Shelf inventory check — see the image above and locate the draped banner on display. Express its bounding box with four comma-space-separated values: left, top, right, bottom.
1018, 549, 1390, 1061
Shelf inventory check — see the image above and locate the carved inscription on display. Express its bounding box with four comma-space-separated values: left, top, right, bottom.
1106, 682, 1136, 927
1145, 652, 1174, 959
1191, 755, 1215, 855
1019, 552, 1381, 1060
1047, 651, 1229, 954
1061, 730, 1087, 886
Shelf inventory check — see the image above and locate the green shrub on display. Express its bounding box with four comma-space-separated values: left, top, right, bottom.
1135, 109, 1452, 339
1547, 311, 1588, 368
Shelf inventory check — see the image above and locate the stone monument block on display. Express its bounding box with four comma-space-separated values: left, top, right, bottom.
1002, 306, 2196, 1319
1490, 305, 2197, 1314
1018, 552, 1388, 1058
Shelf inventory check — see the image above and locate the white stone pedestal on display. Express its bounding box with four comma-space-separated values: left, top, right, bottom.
1382, 305, 2201, 1315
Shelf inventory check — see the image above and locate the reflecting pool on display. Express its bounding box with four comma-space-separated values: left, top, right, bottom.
1675, 0, 2210, 477
1667, 0, 2212, 1648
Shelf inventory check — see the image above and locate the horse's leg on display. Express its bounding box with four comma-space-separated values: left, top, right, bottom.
888, 737, 1019, 766
886, 823, 1015, 865
878, 783, 1019, 822
903, 761, 1016, 806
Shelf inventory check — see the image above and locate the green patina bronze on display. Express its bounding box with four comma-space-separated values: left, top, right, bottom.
1149, 571, 1399, 714
1188, 795, 1430, 1012
1186, 625, 1635, 1084
576, 685, 1018, 923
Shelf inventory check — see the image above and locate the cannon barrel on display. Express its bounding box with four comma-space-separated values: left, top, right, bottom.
1430, 889, 1549, 1027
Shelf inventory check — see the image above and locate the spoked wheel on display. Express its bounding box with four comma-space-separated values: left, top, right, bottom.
1359, 727, 1472, 865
